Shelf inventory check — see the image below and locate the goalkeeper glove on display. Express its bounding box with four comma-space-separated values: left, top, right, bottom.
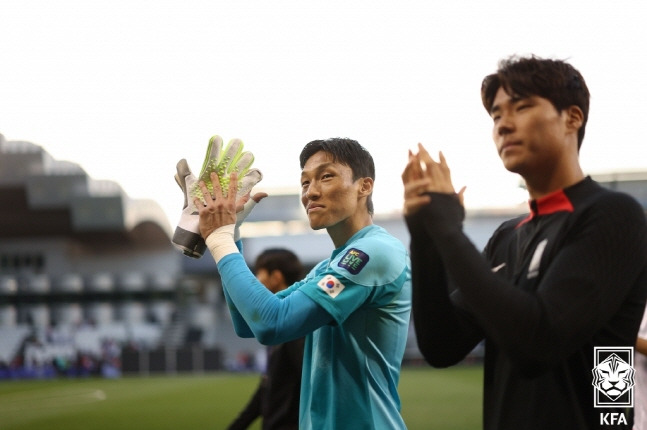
172, 135, 263, 258
188, 135, 261, 211
172, 158, 207, 258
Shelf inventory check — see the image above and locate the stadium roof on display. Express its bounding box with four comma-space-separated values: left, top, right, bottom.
0, 133, 171, 249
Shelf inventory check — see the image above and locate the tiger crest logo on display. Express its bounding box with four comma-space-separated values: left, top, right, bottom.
592, 348, 635, 407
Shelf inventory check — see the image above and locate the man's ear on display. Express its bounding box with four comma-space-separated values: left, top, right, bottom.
358, 177, 374, 198
565, 105, 584, 133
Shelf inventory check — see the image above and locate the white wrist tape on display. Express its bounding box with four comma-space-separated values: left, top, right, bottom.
205, 224, 238, 263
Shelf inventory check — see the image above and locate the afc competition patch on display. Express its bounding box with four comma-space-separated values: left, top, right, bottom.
337, 248, 369, 275
317, 275, 345, 299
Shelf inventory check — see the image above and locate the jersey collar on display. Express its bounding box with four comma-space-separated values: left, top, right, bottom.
517, 188, 575, 228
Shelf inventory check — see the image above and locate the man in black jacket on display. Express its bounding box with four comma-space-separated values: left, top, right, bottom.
227, 248, 305, 430
402, 55, 647, 429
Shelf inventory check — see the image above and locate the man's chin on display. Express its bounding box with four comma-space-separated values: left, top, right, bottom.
309, 222, 326, 231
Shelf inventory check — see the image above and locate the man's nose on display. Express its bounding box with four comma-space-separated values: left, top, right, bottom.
496, 114, 514, 136
306, 182, 320, 199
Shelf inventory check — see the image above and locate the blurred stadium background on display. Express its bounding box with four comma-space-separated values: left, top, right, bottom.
1, 133, 646, 428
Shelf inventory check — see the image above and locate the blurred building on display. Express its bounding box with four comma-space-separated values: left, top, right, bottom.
0, 134, 180, 376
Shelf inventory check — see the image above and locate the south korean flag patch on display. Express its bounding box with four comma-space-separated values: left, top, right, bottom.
317, 274, 345, 299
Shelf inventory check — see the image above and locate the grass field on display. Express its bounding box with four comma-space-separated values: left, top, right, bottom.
0, 365, 483, 429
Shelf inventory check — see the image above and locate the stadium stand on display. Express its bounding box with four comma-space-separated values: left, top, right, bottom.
0, 133, 180, 377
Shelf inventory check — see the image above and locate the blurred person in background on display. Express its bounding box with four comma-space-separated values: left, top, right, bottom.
228, 248, 305, 430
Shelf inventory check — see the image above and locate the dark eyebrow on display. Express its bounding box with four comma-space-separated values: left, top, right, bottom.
300, 162, 336, 180
490, 94, 526, 115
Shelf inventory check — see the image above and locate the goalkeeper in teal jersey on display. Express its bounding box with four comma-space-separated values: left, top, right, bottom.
191, 138, 411, 430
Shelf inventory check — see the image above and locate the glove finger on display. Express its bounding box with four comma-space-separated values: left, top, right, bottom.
230, 151, 254, 176
176, 159, 192, 185
186, 174, 204, 212
176, 159, 193, 207
198, 137, 244, 193
207, 135, 224, 160
236, 168, 263, 198
198, 135, 223, 183
219, 138, 244, 173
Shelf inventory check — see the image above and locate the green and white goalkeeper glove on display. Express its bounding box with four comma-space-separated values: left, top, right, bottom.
188, 135, 262, 209
172, 135, 263, 258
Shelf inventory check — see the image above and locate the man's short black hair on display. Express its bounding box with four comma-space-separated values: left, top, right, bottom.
255, 248, 304, 286
299, 137, 375, 215
481, 55, 590, 149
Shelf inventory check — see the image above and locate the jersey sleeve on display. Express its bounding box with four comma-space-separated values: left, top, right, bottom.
219, 239, 254, 337
405, 209, 484, 367
298, 234, 410, 325
409, 191, 647, 374
217, 253, 332, 344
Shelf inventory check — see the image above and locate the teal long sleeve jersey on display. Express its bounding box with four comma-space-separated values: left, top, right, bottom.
217, 225, 412, 430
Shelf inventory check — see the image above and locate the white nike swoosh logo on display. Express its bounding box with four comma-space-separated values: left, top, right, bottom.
492, 263, 506, 272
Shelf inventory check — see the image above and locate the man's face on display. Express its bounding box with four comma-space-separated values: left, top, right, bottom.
300, 151, 360, 231
490, 86, 570, 175
256, 268, 271, 288
256, 268, 282, 294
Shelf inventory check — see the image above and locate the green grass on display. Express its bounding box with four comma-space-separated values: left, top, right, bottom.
0, 365, 482, 429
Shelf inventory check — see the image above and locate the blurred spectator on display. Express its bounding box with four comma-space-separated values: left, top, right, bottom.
227, 249, 305, 430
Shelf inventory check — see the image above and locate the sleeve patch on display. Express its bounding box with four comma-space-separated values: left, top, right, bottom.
317, 275, 345, 299
337, 248, 369, 275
